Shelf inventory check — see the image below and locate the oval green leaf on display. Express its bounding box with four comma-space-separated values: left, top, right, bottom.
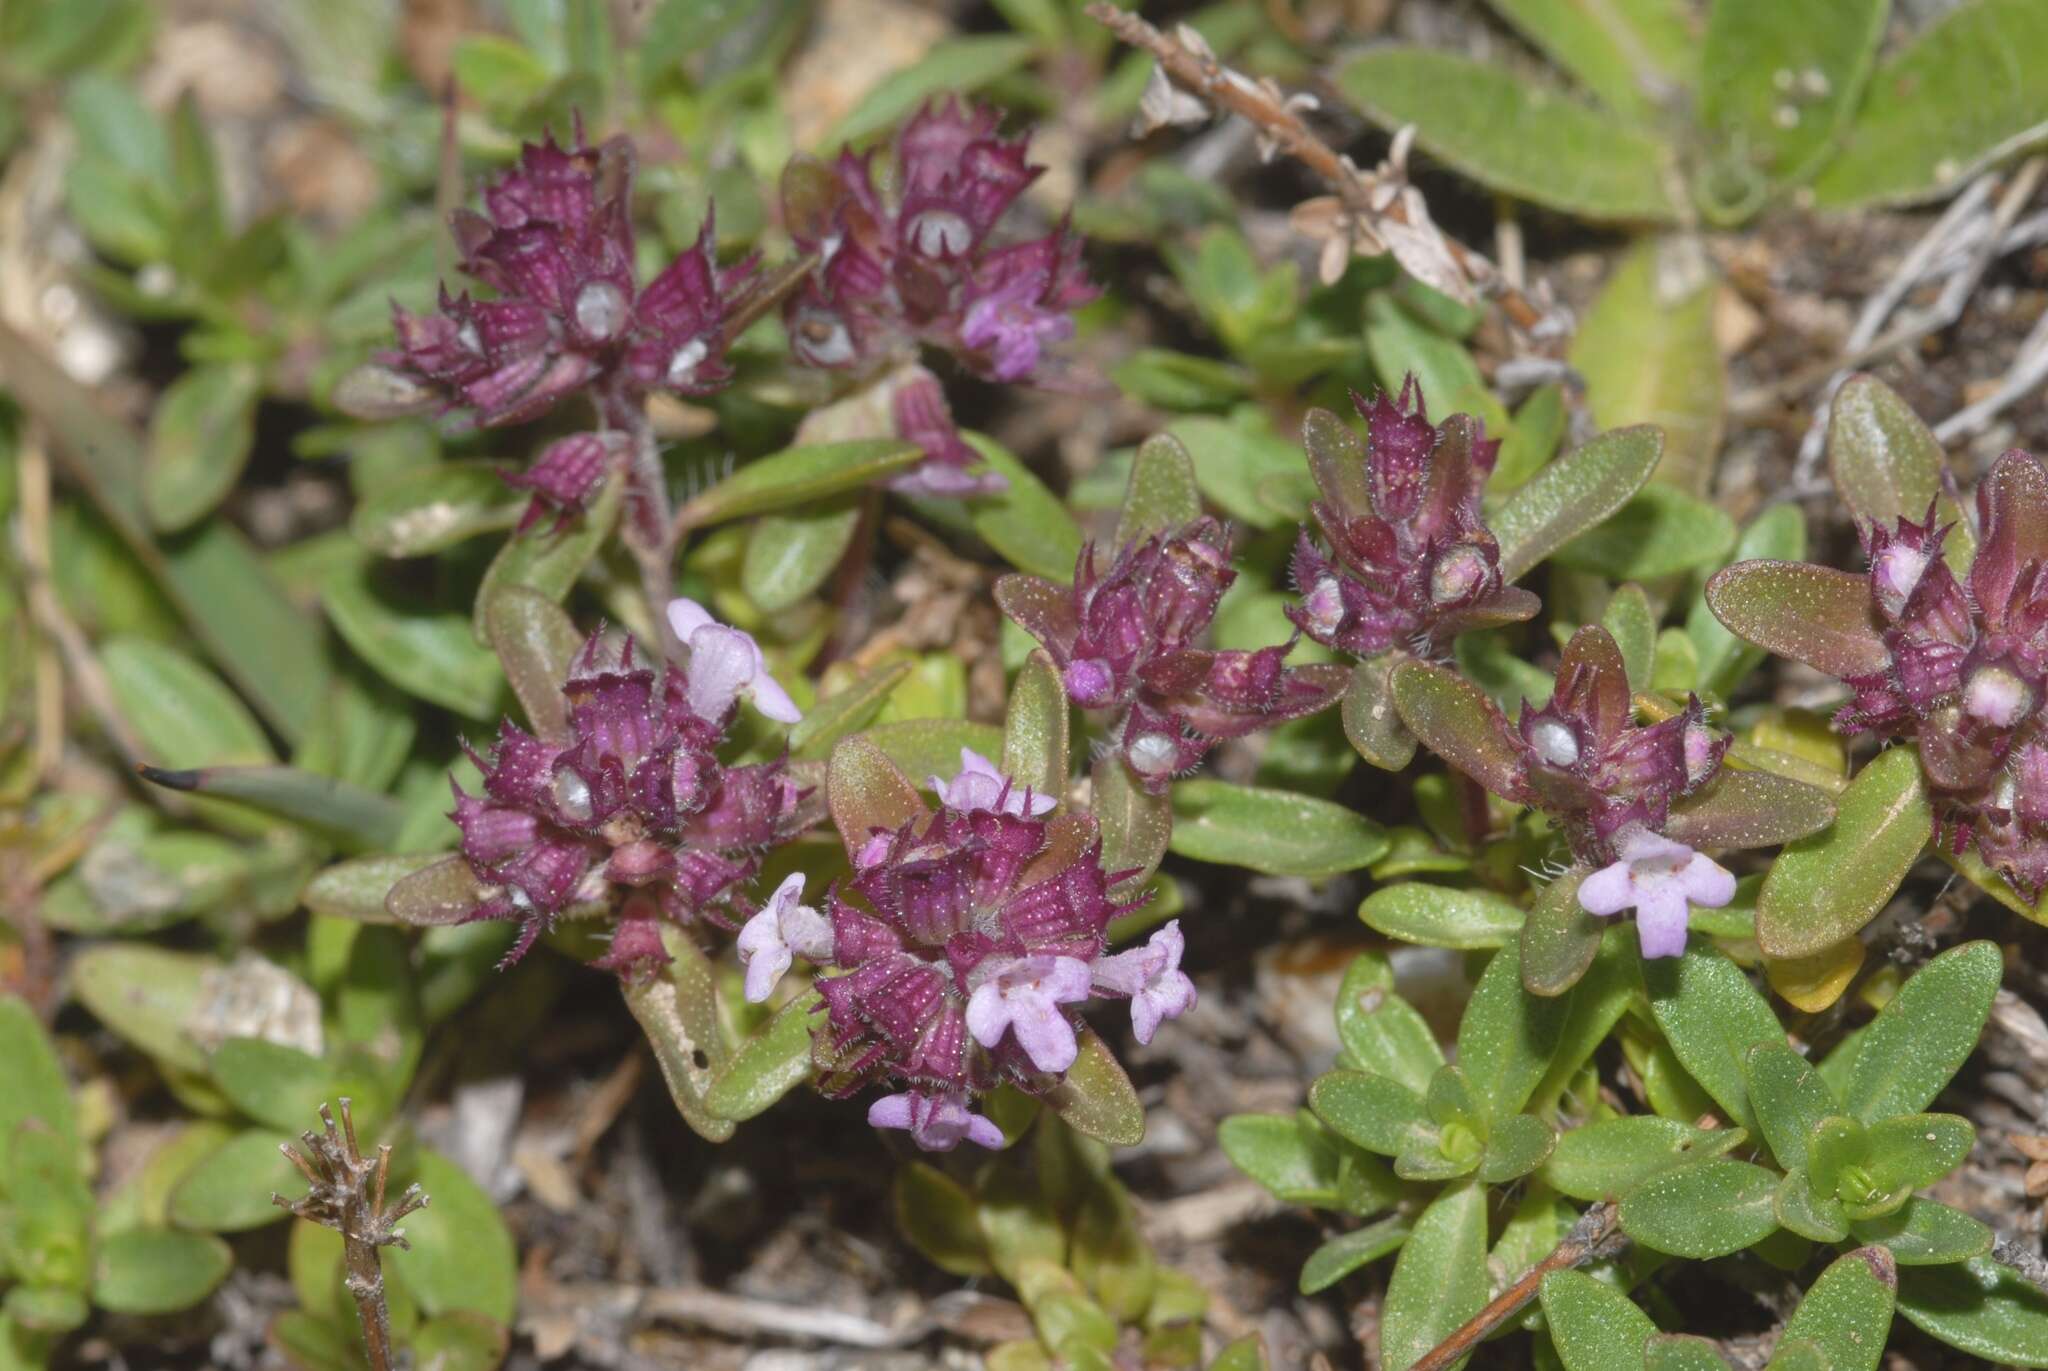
1758, 745, 1931, 959
1169, 780, 1389, 879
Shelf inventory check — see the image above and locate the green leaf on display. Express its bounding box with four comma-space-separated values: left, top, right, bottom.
1845, 940, 2001, 1123
168, 1129, 301, 1231
1757, 746, 1930, 959
1047, 1030, 1145, 1147
742, 498, 860, 612
1645, 1334, 1737, 1371
1493, 426, 1665, 583
1167, 410, 1312, 532
1699, 0, 1886, 206
1358, 883, 1521, 950
1219, 1111, 1346, 1209
1602, 584, 1657, 692
1071, 1178, 1155, 1321
1342, 651, 1418, 771
1091, 754, 1171, 898
141, 764, 403, 851
69, 944, 218, 1076
349, 462, 523, 558
1544, 1115, 1747, 1202
1899, 1255, 2048, 1365
411, 1313, 510, 1371
960, 433, 1084, 581
1812, 0, 2048, 209
206, 1039, 364, 1133
895, 1162, 994, 1278
480, 585, 581, 741
145, 363, 259, 533
1380, 1184, 1489, 1371
1530, 927, 1637, 1113
1169, 780, 1388, 878
827, 34, 1037, 144
1390, 659, 1527, 799
1209, 1334, 1272, 1371
102, 636, 274, 769
1744, 1041, 1843, 1171
91, 1228, 232, 1315
452, 32, 554, 109
1620, 1158, 1782, 1257
1335, 48, 1678, 220
1690, 504, 1809, 699
790, 661, 914, 762
1851, 1198, 1993, 1267
470, 469, 622, 637
1644, 944, 1785, 1134
1539, 1269, 1657, 1371
383, 855, 486, 927
1705, 560, 1890, 680
1482, 0, 1694, 117
1860, 1114, 1974, 1207
323, 567, 503, 720
1110, 348, 1253, 411
1114, 432, 1202, 548
1479, 1113, 1556, 1183
623, 927, 734, 1142
1520, 866, 1603, 997
1567, 237, 1724, 494
1457, 940, 1569, 1122
1002, 651, 1069, 803
704, 992, 822, 1121
1333, 953, 1445, 1094
1778, 1247, 1897, 1371
1310, 1071, 1429, 1157
1776, 1167, 1852, 1242
1554, 485, 1736, 579
1300, 1216, 1411, 1295
1827, 374, 1972, 568
676, 440, 920, 528
387, 1149, 518, 1323
1362, 294, 1511, 438
0, 1000, 76, 1179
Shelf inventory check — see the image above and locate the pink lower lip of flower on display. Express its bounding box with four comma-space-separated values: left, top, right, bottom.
1576, 829, 1736, 960
964, 954, 1092, 1073
867, 1089, 1004, 1151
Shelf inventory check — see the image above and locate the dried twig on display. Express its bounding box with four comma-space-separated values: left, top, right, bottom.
273, 1100, 429, 1371
1995, 1235, 2048, 1297
1085, 3, 1559, 342
1407, 1201, 1625, 1371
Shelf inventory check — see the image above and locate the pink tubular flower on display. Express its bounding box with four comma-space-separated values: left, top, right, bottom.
665, 598, 803, 724
449, 629, 809, 968
1287, 378, 1538, 661
996, 517, 1349, 793
929, 747, 1055, 818
780, 98, 1097, 496
965, 954, 1093, 1072
1577, 828, 1736, 960
374, 126, 758, 512
868, 1089, 1005, 1151
736, 872, 832, 1002
1089, 920, 1196, 1044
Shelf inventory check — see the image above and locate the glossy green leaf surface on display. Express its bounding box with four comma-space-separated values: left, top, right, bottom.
1846, 940, 2001, 1123
1758, 744, 1931, 958
1169, 780, 1389, 878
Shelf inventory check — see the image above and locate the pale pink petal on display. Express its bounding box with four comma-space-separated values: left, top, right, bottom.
1634, 883, 1692, 959
1132, 970, 1196, 1044
867, 1092, 916, 1131
964, 980, 1013, 1049
963, 1113, 1006, 1149
665, 597, 716, 641
1010, 1000, 1079, 1073
1577, 860, 1636, 917
1042, 955, 1094, 1004
751, 669, 803, 724
736, 906, 792, 1003
1678, 852, 1737, 908
684, 625, 757, 721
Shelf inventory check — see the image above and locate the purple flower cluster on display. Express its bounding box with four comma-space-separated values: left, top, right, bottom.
1723, 450, 2048, 896
740, 751, 1192, 1151
383, 127, 756, 525
997, 517, 1349, 793
1289, 379, 1538, 660
450, 601, 807, 968
781, 99, 1097, 496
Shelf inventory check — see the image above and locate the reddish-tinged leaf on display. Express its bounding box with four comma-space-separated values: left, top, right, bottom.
1392, 659, 1529, 801
1520, 866, 1600, 997
1301, 406, 1370, 516
385, 855, 486, 926
826, 734, 928, 864
1706, 561, 1889, 679
1829, 375, 1971, 567
1666, 770, 1837, 850
993, 572, 1078, 647
1342, 651, 1418, 772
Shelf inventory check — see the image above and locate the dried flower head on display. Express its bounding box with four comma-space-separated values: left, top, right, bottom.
997, 517, 1348, 792
1288, 377, 1538, 661
450, 607, 807, 967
